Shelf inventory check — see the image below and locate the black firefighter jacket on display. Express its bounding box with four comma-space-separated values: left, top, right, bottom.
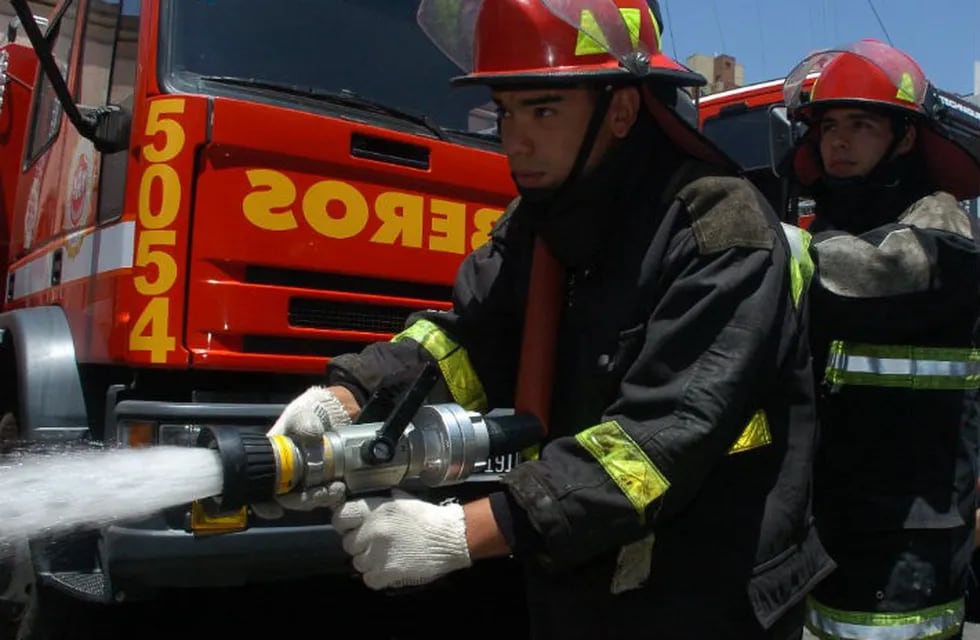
807, 191, 980, 621
325, 159, 835, 639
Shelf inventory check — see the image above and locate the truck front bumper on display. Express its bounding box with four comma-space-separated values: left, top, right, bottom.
102, 511, 349, 596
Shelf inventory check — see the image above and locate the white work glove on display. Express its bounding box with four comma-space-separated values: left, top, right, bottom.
250, 386, 352, 520
331, 490, 472, 590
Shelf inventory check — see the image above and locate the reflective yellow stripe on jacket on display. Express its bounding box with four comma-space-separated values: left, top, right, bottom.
806, 596, 964, 640
392, 319, 488, 412
826, 341, 980, 390
781, 222, 815, 308
575, 412, 772, 520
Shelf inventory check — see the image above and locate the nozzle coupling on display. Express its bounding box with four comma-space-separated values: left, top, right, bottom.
195, 428, 321, 516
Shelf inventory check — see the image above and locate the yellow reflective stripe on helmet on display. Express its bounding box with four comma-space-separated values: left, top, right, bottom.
728, 410, 772, 455
647, 5, 662, 53
805, 595, 964, 640
575, 8, 642, 56
575, 420, 669, 520
392, 319, 488, 412
896, 71, 917, 103
781, 223, 814, 308
619, 7, 641, 49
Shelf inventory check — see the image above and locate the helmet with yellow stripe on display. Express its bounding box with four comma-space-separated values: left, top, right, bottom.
418, 0, 703, 88
784, 39, 980, 200
784, 39, 928, 122
417, 0, 733, 167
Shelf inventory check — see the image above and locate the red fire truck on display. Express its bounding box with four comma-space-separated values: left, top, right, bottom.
0, 0, 519, 635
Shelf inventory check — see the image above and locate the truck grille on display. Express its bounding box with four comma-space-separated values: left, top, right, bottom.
245, 265, 452, 300
288, 298, 412, 333
242, 336, 375, 357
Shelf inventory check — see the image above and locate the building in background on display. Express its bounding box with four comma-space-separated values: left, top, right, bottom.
686, 53, 745, 96
0, 1, 53, 43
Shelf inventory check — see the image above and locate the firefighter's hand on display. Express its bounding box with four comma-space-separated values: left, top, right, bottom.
331, 490, 472, 590
251, 386, 357, 520
269, 385, 356, 441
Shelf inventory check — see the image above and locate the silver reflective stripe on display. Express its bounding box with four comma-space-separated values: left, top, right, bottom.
806, 597, 964, 640
831, 353, 980, 378
825, 341, 980, 390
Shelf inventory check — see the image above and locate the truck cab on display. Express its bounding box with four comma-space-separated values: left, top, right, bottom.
0, 1, 520, 635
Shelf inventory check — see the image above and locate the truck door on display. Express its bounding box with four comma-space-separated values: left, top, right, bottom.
79, 0, 139, 227
12, 0, 80, 264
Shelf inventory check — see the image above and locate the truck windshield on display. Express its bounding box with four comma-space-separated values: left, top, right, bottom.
161, 0, 497, 138
701, 106, 772, 173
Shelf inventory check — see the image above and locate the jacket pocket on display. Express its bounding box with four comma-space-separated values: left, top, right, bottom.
597, 325, 645, 379
747, 526, 836, 630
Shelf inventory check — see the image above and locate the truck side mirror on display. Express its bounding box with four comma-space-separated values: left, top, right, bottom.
9, 0, 130, 154
767, 106, 798, 178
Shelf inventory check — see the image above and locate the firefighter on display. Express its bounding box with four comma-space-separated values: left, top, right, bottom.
781, 39, 980, 639
265, 0, 834, 637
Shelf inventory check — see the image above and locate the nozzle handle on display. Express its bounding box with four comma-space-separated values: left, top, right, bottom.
362, 361, 441, 464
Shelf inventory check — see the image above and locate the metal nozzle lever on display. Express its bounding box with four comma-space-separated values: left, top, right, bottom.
360, 361, 440, 465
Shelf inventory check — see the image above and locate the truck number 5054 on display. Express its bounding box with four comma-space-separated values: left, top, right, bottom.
128, 98, 186, 364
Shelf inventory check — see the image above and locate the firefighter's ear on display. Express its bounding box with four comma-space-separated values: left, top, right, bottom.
608, 86, 641, 139
896, 123, 917, 156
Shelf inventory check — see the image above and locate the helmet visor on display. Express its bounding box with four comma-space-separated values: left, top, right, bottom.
783, 39, 928, 113
417, 0, 649, 75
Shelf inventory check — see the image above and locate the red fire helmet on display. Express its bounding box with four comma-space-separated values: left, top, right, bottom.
417, 0, 735, 167
419, 0, 703, 87
784, 39, 980, 201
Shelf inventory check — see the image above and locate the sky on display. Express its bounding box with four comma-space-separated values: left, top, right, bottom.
658, 0, 980, 96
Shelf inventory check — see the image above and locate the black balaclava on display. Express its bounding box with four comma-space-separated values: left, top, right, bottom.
511, 86, 668, 268
810, 107, 933, 235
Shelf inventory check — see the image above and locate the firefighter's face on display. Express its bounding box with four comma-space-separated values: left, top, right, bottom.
493, 86, 639, 190
817, 107, 916, 178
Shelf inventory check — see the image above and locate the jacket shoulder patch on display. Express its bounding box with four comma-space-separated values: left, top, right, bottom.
676, 176, 774, 254
898, 191, 974, 239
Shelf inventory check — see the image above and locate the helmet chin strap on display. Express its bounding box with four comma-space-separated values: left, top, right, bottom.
513, 85, 615, 205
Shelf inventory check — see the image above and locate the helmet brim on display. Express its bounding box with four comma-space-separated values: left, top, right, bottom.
792, 97, 924, 123
450, 54, 707, 88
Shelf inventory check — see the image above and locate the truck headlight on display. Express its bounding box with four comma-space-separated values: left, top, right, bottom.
116, 421, 156, 447
158, 424, 202, 447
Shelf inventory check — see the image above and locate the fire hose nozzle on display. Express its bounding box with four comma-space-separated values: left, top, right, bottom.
196, 405, 541, 517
